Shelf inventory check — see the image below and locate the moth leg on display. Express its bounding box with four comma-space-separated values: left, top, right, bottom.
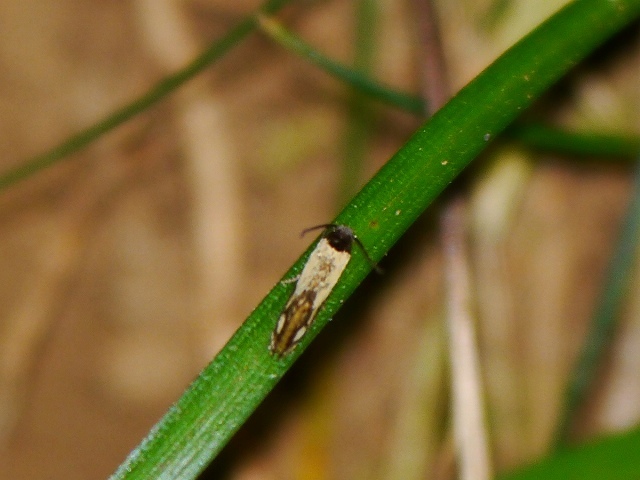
280, 274, 301, 285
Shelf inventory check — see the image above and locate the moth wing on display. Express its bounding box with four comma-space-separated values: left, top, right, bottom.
270, 290, 317, 356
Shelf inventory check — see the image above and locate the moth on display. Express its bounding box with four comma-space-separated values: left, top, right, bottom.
270, 224, 378, 357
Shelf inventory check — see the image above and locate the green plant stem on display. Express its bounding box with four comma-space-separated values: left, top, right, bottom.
505, 122, 640, 158
259, 15, 639, 159
554, 160, 640, 447
340, 0, 379, 202
109, 1, 640, 479
0, 0, 293, 191
4, 10, 637, 194
257, 15, 427, 115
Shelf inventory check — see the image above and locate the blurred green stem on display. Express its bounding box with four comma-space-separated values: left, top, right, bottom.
0, 0, 293, 191
257, 14, 426, 114
554, 159, 640, 447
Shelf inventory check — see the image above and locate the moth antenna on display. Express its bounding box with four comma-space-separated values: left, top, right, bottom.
300, 224, 338, 237
353, 236, 383, 274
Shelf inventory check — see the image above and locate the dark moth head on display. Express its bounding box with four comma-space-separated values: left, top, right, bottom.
325, 225, 355, 253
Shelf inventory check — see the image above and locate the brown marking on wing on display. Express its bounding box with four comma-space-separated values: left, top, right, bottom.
304, 255, 336, 291
270, 290, 317, 356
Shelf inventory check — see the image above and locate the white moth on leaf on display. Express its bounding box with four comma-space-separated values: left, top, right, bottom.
270, 224, 378, 357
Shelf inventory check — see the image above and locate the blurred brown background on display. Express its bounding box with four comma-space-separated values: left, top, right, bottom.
0, 0, 639, 478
